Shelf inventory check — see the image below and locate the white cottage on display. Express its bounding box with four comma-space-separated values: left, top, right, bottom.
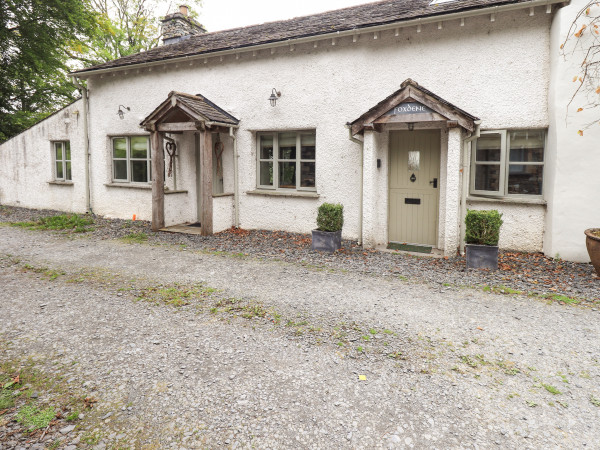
1, 0, 598, 262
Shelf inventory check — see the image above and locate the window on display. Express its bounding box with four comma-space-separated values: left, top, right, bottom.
471, 130, 545, 197
257, 131, 316, 190
112, 136, 151, 183
53, 141, 71, 181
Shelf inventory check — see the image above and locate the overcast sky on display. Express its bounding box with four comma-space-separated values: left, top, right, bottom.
198, 0, 378, 32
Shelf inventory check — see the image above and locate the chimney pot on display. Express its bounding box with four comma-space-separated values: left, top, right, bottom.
179, 5, 188, 16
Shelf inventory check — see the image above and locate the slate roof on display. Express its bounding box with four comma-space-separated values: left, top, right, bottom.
74, 0, 537, 75
140, 91, 239, 127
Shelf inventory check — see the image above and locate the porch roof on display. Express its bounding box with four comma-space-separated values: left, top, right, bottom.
140, 91, 239, 131
348, 79, 479, 135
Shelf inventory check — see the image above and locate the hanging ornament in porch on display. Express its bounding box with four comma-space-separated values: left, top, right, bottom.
410, 173, 416, 182
214, 135, 225, 177
165, 139, 177, 177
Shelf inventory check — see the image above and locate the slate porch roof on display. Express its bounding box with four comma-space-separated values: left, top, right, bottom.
140, 91, 239, 128
74, 0, 539, 75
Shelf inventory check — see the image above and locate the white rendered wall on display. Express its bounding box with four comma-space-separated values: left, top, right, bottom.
546, 0, 600, 262
467, 200, 546, 252
0, 100, 87, 213
82, 10, 551, 247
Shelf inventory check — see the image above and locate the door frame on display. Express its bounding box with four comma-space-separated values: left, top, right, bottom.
387, 129, 442, 248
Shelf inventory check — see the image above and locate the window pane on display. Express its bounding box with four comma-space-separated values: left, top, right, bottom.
259, 162, 273, 186
509, 131, 544, 162
408, 151, 420, 171
65, 162, 72, 181
56, 162, 63, 179
55, 143, 62, 161
279, 161, 296, 188
113, 160, 127, 180
113, 138, 127, 158
131, 161, 148, 182
476, 134, 501, 162
279, 133, 296, 160
474, 164, 500, 192
508, 165, 543, 195
64, 142, 71, 160
131, 137, 148, 158
301, 134, 316, 159
260, 135, 273, 160
300, 162, 315, 188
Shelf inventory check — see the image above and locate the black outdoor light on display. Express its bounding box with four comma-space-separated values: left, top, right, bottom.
269, 88, 281, 107
117, 104, 130, 119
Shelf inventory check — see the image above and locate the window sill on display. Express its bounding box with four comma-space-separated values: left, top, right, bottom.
165, 190, 188, 195
48, 181, 74, 186
467, 196, 546, 206
105, 182, 151, 190
213, 192, 234, 198
246, 189, 319, 198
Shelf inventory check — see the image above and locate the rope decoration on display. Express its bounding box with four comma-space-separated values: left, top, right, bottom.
165, 139, 177, 177
214, 135, 225, 178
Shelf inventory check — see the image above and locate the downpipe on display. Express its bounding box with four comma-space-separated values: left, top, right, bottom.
347, 125, 364, 246
230, 127, 240, 228
459, 120, 481, 255
73, 76, 92, 214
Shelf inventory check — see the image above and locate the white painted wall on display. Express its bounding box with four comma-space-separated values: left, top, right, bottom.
467, 200, 546, 252
0, 100, 86, 213
546, 0, 600, 262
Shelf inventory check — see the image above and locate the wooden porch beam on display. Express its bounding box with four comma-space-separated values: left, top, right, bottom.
200, 130, 213, 236
151, 131, 165, 231
157, 122, 201, 132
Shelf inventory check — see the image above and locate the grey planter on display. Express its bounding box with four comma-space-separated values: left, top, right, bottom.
311, 229, 342, 253
466, 244, 499, 271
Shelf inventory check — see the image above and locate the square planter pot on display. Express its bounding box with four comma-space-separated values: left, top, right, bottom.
466, 244, 499, 271
311, 229, 342, 253
585, 228, 600, 276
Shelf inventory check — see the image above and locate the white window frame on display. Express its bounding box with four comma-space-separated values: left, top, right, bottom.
256, 131, 316, 192
470, 129, 545, 198
111, 136, 151, 183
53, 141, 71, 181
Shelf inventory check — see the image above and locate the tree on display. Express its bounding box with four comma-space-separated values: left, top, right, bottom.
0, 0, 94, 142
560, 1, 600, 134
70, 0, 203, 66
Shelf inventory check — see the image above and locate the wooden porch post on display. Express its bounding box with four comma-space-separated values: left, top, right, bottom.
151, 130, 165, 231
200, 129, 213, 235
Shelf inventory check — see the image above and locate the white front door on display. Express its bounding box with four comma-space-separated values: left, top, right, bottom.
388, 130, 440, 246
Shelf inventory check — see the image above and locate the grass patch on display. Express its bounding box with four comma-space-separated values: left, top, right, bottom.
11, 214, 94, 233
542, 383, 562, 395
483, 285, 523, 295
16, 404, 56, 431
119, 232, 148, 244
21, 264, 65, 281
590, 395, 600, 407
136, 283, 216, 307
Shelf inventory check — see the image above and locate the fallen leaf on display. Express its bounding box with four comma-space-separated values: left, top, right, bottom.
358, 375, 367, 381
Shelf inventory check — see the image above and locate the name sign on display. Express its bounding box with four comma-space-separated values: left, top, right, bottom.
386, 102, 433, 116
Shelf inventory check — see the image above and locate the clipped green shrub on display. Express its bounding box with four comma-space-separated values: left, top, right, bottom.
465, 209, 503, 246
316, 203, 344, 232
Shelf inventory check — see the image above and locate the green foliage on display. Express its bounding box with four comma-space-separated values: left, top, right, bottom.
465, 210, 503, 246
71, 0, 203, 66
0, 0, 95, 142
16, 404, 56, 431
12, 214, 94, 232
120, 232, 148, 243
316, 203, 344, 232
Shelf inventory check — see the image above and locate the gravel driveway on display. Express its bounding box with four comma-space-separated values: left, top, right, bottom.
1, 224, 599, 449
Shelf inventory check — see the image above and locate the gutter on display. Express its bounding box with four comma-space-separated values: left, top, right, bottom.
69, 0, 564, 79
73, 76, 92, 214
347, 125, 365, 246
230, 127, 240, 228
459, 120, 481, 255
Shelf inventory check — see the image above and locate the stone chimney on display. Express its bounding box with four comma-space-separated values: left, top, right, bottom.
161, 5, 206, 45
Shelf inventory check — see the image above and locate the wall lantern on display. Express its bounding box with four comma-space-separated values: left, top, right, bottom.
407, 122, 415, 131
117, 104, 130, 119
268, 88, 281, 107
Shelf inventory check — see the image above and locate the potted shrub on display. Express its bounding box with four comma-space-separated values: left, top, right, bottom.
311, 203, 343, 252
465, 209, 503, 270
584, 228, 600, 276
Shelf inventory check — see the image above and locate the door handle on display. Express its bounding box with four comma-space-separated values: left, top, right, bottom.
429, 178, 438, 189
